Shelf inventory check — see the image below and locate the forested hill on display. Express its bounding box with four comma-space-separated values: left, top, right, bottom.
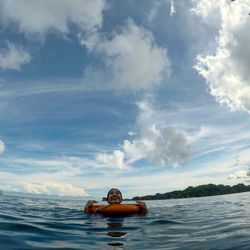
132, 183, 250, 200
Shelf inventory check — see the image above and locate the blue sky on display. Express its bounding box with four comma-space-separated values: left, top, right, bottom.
0, 0, 250, 198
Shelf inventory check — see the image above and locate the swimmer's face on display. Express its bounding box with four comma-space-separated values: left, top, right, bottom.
107, 189, 122, 204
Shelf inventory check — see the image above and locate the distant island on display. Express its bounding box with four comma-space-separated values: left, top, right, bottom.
132, 183, 250, 200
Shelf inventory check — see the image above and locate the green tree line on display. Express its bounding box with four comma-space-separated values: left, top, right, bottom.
132, 183, 250, 200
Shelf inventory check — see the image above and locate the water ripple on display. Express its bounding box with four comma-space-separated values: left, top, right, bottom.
1, 192, 250, 249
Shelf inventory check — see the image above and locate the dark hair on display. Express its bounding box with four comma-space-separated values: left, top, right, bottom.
107, 188, 122, 200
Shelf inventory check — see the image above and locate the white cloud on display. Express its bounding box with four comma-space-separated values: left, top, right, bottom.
123, 127, 190, 167
81, 20, 170, 90
96, 99, 191, 169
148, 0, 176, 22
148, 1, 161, 23
0, 169, 89, 196
0, 139, 5, 153
0, 0, 106, 36
228, 169, 248, 180
5, 155, 114, 176
24, 182, 88, 196
186, 125, 220, 144
194, 0, 250, 113
0, 42, 31, 70
170, 0, 176, 16
96, 150, 127, 170
191, 0, 221, 22
122, 100, 191, 166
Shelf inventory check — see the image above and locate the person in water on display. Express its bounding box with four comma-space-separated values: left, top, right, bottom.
84, 188, 148, 214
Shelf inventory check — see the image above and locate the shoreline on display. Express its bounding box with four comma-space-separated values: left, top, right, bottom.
132, 183, 250, 201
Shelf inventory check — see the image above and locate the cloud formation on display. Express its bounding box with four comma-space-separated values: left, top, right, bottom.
81, 20, 170, 90
170, 0, 176, 16
194, 0, 250, 113
0, 0, 106, 36
0, 139, 5, 154
0, 42, 31, 70
0, 167, 89, 196
4, 155, 110, 176
148, 0, 176, 22
123, 100, 191, 167
228, 169, 249, 180
24, 182, 88, 196
96, 150, 127, 170
191, 0, 221, 22
96, 99, 191, 169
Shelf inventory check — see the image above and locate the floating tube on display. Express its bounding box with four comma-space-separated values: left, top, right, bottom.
89, 204, 142, 215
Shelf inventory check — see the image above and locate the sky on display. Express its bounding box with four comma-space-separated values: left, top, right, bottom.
0, 0, 250, 198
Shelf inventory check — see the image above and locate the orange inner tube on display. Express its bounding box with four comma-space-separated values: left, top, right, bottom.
89, 204, 142, 215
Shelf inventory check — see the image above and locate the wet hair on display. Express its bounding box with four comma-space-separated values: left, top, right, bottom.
107, 188, 123, 201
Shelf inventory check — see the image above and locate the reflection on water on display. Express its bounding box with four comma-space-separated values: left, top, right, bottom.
106, 218, 126, 247
107, 231, 126, 237
107, 242, 124, 247
107, 222, 123, 228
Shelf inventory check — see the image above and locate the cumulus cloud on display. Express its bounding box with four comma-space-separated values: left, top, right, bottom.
96, 150, 127, 170
0, 42, 31, 70
123, 127, 190, 167
0, 0, 106, 36
24, 182, 88, 196
122, 100, 191, 167
81, 20, 170, 90
0, 139, 5, 153
228, 169, 249, 180
96, 99, 191, 169
193, 0, 250, 113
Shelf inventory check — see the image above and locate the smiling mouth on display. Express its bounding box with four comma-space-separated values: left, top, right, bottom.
110, 196, 120, 202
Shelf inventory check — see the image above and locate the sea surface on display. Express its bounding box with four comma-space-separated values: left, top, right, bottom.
0, 192, 250, 249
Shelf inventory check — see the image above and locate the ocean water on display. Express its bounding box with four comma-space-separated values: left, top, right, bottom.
0, 192, 250, 250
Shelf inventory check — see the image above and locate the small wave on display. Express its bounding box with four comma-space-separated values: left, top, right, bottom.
0, 193, 250, 249
0, 221, 57, 235
0, 213, 23, 222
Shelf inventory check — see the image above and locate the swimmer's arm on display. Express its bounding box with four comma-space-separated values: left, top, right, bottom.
136, 201, 148, 214
84, 200, 97, 213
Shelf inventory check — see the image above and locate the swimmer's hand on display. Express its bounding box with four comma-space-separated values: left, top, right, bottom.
84, 200, 97, 213
136, 201, 148, 214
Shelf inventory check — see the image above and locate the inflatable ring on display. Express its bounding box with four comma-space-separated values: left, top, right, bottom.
89, 204, 142, 215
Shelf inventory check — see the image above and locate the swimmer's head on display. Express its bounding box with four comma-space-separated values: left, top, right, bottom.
107, 188, 122, 204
